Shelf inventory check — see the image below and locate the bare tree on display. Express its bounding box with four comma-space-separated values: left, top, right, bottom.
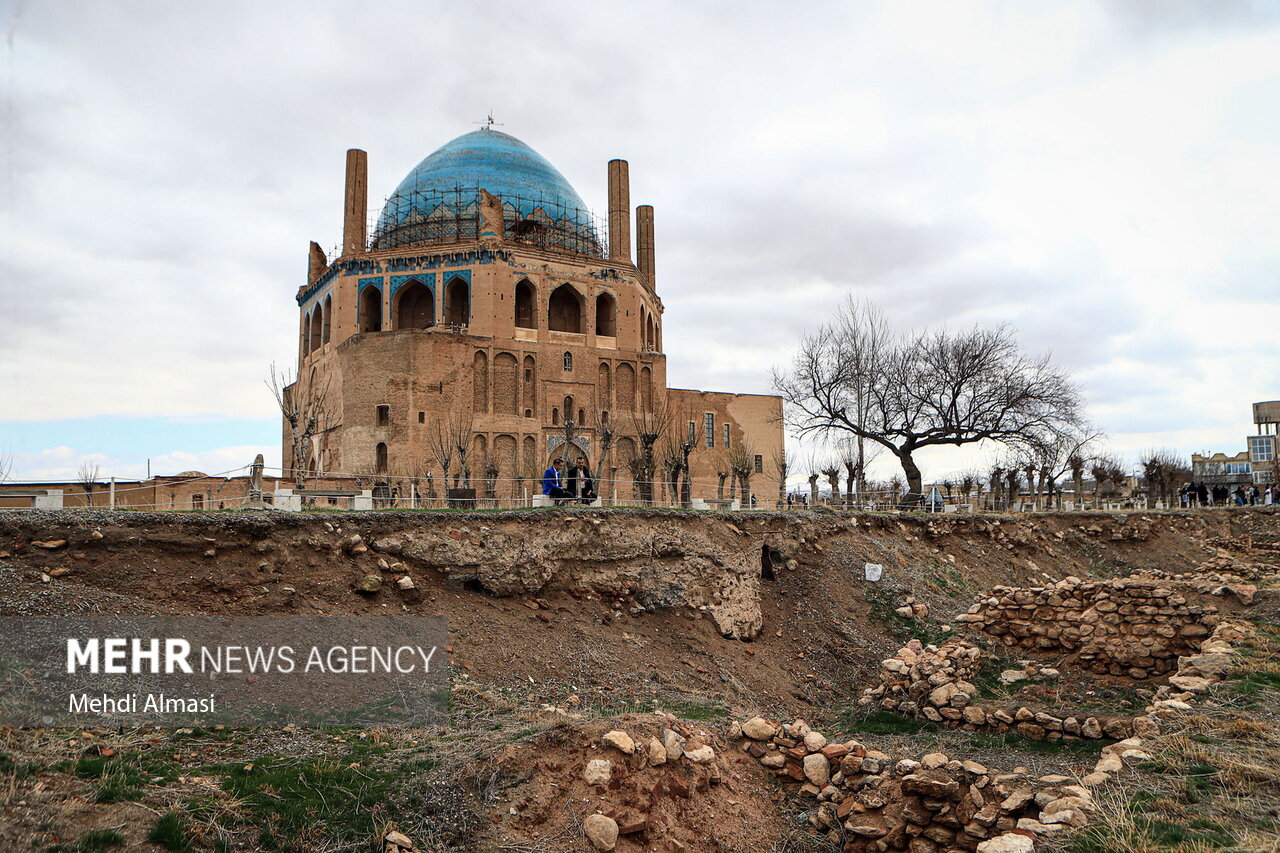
78, 461, 100, 507
728, 439, 758, 508
595, 412, 615, 504
771, 447, 790, 509
267, 363, 334, 490
623, 394, 672, 505
0, 450, 12, 484
988, 464, 1005, 510
1090, 453, 1125, 508
820, 458, 841, 507
678, 409, 704, 508
806, 454, 821, 507
1140, 449, 1190, 510
958, 470, 983, 508
776, 298, 1084, 505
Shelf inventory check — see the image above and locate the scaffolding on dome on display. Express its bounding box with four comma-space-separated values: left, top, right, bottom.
368, 186, 608, 258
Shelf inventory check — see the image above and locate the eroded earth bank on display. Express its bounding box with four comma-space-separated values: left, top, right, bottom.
1, 507, 1278, 852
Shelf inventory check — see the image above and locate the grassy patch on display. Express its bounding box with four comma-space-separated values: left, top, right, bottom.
46, 829, 126, 853
1068, 792, 1237, 851
0, 751, 41, 779
207, 747, 394, 849
68, 750, 180, 804
839, 709, 941, 736
147, 813, 191, 852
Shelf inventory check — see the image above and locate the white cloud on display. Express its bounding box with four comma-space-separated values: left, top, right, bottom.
3, 1, 1278, 486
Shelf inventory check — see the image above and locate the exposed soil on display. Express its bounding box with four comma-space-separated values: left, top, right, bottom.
0, 507, 1277, 852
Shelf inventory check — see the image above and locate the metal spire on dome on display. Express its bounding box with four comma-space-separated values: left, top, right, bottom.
474, 112, 503, 131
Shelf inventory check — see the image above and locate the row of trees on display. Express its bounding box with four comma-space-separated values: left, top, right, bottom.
269, 363, 763, 507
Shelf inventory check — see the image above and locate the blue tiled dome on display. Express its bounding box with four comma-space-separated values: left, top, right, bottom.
373, 129, 600, 253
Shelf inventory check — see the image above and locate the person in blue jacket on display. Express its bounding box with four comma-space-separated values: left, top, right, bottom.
541, 458, 574, 504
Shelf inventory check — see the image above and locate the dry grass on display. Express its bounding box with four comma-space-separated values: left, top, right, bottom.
1046, 617, 1280, 853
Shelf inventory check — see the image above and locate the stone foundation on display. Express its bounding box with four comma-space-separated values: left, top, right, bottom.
954, 576, 1222, 677
857, 639, 1135, 741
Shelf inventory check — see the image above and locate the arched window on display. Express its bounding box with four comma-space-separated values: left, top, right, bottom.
552, 407, 560, 426
548, 283, 583, 333
322, 295, 332, 344
563, 351, 573, 371
522, 355, 536, 416
595, 293, 617, 337
375, 442, 388, 474
445, 277, 470, 327
578, 408, 585, 425
563, 396, 574, 422
515, 279, 536, 329
359, 286, 383, 333
310, 310, 322, 352
394, 280, 435, 329
303, 312, 312, 355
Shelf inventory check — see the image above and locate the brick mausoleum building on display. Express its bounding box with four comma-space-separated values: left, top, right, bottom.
286, 127, 783, 505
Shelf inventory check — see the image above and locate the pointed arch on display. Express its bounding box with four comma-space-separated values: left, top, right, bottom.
515, 279, 536, 329
493, 352, 518, 415
616, 362, 636, 411
322, 295, 332, 344
522, 355, 537, 416
640, 365, 652, 410
309, 309, 322, 353
548, 283, 584, 333
595, 292, 617, 337
472, 350, 489, 413
445, 276, 470, 326
597, 361, 612, 410
394, 280, 435, 329
359, 285, 383, 333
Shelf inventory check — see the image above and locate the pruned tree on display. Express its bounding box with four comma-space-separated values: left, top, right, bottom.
671, 404, 704, 507
989, 465, 1005, 511
728, 439, 758, 507
820, 458, 841, 507
427, 409, 474, 490
78, 461, 100, 507
595, 412, 615, 504
268, 363, 334, 490
806, 454, 820, 507
771, 447, 790, 509
958, 470, 982, 508
1140, 449, 1190, 510
776, 298, 1084, 505
623, 393, 672, 505
1090, 453, 1126, 508
0, 450, 12, 483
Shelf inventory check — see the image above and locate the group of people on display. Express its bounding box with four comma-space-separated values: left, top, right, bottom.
1180, 481, 1277, 507
541, 456, 597, 505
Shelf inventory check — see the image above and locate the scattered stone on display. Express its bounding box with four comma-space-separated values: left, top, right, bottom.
583, 814, 619, 852
602, 730, 635, 755
356, 573, 382, 593
742, 717, 777, 740
583, 759, 612, 786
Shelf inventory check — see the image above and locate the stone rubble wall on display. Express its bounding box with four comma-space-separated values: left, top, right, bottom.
857, 639, 1136, 742
953, 576, 1223, 677
733, 715, 1090, 853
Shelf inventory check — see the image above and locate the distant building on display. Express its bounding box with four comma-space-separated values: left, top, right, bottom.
1192, 400, 1278, 487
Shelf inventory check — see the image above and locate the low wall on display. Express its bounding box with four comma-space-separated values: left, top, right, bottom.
734, 715, 1094, 852
858, 639, 1136, 741
954, 576, 1222, 677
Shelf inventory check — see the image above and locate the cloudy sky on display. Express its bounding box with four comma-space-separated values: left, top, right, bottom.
2, 0, 1278, 485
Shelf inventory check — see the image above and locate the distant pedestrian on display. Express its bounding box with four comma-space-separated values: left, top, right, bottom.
1197, 483, 1209, 507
